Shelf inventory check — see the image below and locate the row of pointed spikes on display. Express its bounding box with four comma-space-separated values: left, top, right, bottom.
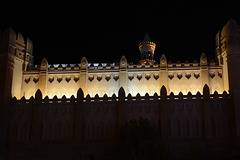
12, 85, 228, 104
40, 53, 211, 67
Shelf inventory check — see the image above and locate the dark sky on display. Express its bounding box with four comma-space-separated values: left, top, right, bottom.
1, 2, 240, 65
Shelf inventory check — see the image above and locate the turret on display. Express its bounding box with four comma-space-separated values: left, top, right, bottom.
0, 28, 34, 99
216, 19, 240, 145
138, 32, 156, 65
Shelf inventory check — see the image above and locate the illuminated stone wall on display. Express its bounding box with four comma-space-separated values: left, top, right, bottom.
0, 28, 226, 100
20, 54, 225, 99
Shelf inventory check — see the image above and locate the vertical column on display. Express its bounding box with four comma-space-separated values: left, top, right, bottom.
11, 32, 33, 98
160, 85, 168, 139
159, 54, 168, 93
79, 57, 88, 95
117, 87, 125, 129
224, 20, 240, 144
31, 89, 42, 141
75, 88, 84, 141
39, 58, 48, 97
222, 53, 229, 92
200, 53, 209, 93
202, 84, 212, 140
119, 56, 128, 93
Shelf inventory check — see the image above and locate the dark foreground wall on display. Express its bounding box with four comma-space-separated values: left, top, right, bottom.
7, 85, 233, 160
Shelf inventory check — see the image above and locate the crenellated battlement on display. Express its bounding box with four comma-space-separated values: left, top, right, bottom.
27, 59, 219, 72
14, 85, 228, 104
20, 54, 225, 99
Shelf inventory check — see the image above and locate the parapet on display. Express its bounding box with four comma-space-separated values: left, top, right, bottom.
27, 52, 220, 73
13, 85, 228, 105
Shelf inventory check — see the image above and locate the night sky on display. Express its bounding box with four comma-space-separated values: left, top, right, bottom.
1, 2, 240, 65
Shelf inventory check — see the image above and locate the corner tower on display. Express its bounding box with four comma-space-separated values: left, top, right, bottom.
216, 19, 240, 144
0, 28, 33, 99
0, 28, 33, 158
138, 32, 156, 65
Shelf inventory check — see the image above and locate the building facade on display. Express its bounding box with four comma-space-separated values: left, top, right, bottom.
0, 19, 240, 159
8, 31, 226, 100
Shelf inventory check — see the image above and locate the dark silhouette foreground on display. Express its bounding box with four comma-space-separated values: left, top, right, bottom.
111, 118, 170, 160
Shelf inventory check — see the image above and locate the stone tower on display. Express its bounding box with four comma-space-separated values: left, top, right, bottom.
138, 32, 156, 65
0, 28, 33, 99
0, 28, 33, 159
216, 19, 240, 145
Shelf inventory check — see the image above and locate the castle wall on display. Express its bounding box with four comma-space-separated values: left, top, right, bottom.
22, 71, 40, 99
208, 67, 224, 94
20, 60, 225, 100
87, 68, 119, 97
167, 63, 224, 95
127, 67, 160, 96
45, 73, 79, 99
2, 19, 239, 159
8, 86, 231, 159
167, 66, 202, 95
